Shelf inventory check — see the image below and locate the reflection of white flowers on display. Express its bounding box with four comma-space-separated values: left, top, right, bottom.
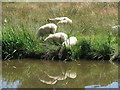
41, 79, 57, 85
66, 71, 77, 79
39, 70, 77, 85
48, 74, 67, 81
38, 77, 57, 85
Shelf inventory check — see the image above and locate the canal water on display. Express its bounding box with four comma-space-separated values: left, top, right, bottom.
2, 59, 119, 88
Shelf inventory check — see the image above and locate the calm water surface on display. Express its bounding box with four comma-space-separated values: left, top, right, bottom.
2, 59, 119, 88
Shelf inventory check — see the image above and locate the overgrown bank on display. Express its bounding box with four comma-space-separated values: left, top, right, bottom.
2, 25, 119, 61
2, 2, 119, 61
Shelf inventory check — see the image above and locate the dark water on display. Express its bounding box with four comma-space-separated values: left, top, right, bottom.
2, 59, 119, 88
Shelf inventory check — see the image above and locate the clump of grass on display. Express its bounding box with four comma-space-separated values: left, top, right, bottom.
2, 24, 59, 60
79, 39, 91, 59
63, 36, 116, 61
90, 41, 112, 60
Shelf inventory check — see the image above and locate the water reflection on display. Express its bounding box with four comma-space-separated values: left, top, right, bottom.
2, 78, 20, 88
85, 82, 118, 88
2, 59, 118, 88
66, 70, 77, 79
38, 70, 77, 85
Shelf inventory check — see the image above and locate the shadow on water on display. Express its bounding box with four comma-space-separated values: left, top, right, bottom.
2, 59, 119, 88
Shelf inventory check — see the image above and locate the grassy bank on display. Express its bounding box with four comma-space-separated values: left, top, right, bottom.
2, 2, 119, 61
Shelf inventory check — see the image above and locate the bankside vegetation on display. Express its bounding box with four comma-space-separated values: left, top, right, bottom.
2, 2, 119, 61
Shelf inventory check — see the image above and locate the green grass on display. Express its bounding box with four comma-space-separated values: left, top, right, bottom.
2, 2, 119, 61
